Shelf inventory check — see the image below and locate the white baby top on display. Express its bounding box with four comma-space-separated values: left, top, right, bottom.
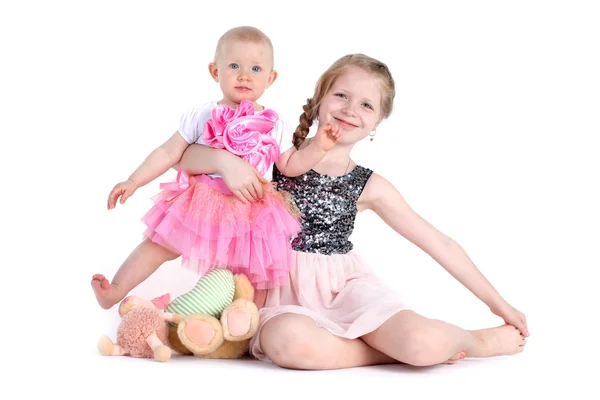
177, 101, 295, 181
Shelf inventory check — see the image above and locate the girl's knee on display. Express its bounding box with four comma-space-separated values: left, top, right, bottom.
260, 315, 319, 369
399, 326, 450, 366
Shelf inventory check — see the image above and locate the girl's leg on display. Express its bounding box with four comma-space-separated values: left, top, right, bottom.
260, 314, 394, 370
91, 238, 179, 309
259, 314, 464, 370
361, 310, 526, 367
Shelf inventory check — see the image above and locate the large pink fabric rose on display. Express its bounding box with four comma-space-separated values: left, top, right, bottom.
243, 134, 280, 175
202, 100, 281, 174
223, 115, 275, 156
202, 120, 225, 148
202, 100, 256, 148
233, 100, 255, 118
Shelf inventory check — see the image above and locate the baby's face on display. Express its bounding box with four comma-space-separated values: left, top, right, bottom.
211, 40, 277, 108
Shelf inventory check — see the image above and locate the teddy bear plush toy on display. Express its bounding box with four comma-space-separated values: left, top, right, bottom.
98, 268, 259, 361
165, 268, 260, 359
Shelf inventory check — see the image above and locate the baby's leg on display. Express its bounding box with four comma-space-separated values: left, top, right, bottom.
254, 289, 267, 309
91, 238, 179, 309
362, 310, 526, 367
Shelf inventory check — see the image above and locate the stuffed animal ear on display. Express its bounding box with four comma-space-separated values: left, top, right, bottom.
151, 293, 171, 310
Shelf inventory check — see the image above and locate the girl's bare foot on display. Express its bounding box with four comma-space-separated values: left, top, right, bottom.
443, 351, 466, 364
91, 274, 119, 309
468, 324, 526, 358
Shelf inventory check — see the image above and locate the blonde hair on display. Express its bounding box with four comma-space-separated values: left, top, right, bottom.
293, 54, 395, 149
214, 26, 274, 65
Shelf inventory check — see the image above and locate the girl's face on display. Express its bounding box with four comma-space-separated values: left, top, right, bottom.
317, 67, 383, 145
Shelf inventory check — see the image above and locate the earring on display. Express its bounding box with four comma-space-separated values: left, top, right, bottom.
369, 130, 376, 141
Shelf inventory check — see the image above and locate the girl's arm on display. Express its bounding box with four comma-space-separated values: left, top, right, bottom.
107, 132, 189, 208
276, 139, 327, 177
276, 123, 341, 177
178, 144, 267, 203
358, 173, 529, 336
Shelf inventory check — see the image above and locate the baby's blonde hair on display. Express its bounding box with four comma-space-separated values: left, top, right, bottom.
214, 26, 274, 66
293, 54, 395, 149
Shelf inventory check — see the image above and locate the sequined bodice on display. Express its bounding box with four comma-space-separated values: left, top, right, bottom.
273, 165, 373, 255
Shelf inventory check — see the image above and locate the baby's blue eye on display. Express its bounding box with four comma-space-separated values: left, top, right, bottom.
230, 63, 239, 69
335, 93, 347, 98
252, 66, 262, 72
363, 103, 373, 110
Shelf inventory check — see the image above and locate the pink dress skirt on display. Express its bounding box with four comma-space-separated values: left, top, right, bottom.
249, 250, 409, 360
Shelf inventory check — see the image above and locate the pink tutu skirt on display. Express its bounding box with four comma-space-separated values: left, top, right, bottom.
141, 171, 302, 289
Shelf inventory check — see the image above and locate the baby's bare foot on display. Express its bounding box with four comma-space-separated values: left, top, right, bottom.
469, 325, 526, 358
91, 274, 118, 309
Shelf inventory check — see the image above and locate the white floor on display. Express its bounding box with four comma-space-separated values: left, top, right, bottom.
39, 333, 588, 400
20, 267, 589, 400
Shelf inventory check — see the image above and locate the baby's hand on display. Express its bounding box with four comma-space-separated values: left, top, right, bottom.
107, 179, 138, 209
314, 122, 341, 152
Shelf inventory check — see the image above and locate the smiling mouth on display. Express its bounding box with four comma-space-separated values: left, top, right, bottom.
334, 117, 358, 128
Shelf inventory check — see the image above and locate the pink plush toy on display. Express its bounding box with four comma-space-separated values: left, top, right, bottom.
97, 294, 182, 362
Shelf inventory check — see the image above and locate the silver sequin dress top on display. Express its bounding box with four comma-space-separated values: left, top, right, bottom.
273, 165, 374, 255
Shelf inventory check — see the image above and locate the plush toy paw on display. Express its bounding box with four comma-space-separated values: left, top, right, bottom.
153, 344, 172, 362
98, 335, 114, 356
221, 298, 259, 342
118, 297, 136, 317
177, 314, 224, 355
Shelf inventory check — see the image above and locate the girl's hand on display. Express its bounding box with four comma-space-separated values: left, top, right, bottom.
491, 302, 529, 337
314, 122, 341, 151
107, 179, 138, 209
219, 155, 268, 204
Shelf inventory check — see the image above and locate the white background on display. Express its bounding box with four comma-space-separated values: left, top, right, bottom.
2, 0, 598, 399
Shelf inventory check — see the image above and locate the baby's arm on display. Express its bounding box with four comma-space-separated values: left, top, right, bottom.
276, 122, 341, 177
107, 132, 189, 209
129, 132, 190, 186
179, 144, 267, 203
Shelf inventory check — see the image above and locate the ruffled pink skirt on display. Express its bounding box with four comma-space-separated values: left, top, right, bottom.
141, 172, 302, 289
